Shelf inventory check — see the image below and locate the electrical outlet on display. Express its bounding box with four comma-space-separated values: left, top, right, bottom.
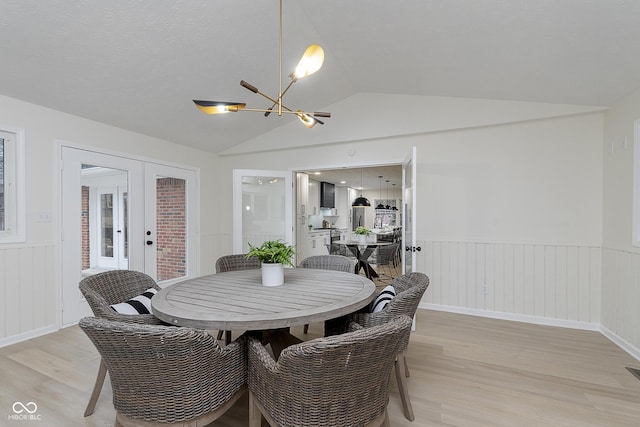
36, 210, 52, 223
480, 285, 489, 295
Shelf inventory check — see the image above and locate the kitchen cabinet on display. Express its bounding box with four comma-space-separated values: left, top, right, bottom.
334, 186, 348, 229
308, 179, 320, 216
297, 173, 309, 216
307, 231, 330, 257
296, 173, 309, 264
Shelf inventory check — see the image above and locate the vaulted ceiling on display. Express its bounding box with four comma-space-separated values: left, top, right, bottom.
2, 0, 639, 154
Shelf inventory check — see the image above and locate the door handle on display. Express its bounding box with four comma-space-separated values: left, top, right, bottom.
405, 246, 422, 252
146, 240, 154, 246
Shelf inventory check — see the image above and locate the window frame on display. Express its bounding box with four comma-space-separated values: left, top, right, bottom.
0, 126, 26, 243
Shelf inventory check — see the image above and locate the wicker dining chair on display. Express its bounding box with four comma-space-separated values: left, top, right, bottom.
215, 253, 261, 273
214, 254, 262, 343
79, 269, 164, 417
248, 315, 413, 427
325, 272, 430, 421
79, 317, 247, 427
297, 255, 354, 334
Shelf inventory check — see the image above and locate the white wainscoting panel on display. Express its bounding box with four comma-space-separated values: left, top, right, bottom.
417, 241, 602, 324
0, 243, 56, 343
601, 247, 640, 356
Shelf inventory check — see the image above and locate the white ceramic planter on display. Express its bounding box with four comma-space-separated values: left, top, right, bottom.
358, 234, 367, 245
261, 262, 284, 287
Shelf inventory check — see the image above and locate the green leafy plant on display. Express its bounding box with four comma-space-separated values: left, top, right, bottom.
246, 240, 295, 267
354, 226, 371, 236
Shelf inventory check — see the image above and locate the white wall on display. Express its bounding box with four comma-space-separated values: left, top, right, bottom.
601, 87, 640, 358
217, 103, 604, 329
0, 94, 219, 345
0, 91, 610, 349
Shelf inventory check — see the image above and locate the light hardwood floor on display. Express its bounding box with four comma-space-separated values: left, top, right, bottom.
2, 309, 640, 426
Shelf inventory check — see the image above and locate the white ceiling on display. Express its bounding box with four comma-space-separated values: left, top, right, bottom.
2, 0, 640, 155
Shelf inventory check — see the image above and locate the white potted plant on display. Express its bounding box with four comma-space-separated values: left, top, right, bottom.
246, 240, 296, 286
354, 226, 370, 245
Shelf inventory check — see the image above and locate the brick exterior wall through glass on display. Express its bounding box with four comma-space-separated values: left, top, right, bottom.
156, 177, 186, 281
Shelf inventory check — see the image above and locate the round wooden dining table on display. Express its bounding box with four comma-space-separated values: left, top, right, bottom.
152, 268, 376, 357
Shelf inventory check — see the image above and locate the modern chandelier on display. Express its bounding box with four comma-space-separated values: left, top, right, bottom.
193, 0, 330, 128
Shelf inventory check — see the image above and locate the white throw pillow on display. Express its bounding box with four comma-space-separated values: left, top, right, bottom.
110, 288, 157, 315
371, 285, 395, 313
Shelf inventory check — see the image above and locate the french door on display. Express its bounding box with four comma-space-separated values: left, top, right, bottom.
232, 169, 293, 254
402, 146, 418, 273
60, 146, 198, 325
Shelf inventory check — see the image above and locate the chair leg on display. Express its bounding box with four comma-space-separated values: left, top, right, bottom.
225, 330, 232, 345
216, 330, 224, 340
403, 352, 410, 377
248, 391, 262, 427
382, 410, 390, 427
84, 358, 107, 417
395, 353, 415, 421
303, 324, 309, 334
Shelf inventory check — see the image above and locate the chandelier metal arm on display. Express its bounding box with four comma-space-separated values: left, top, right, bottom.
240, 79, 330, 123
240, 80, 280, 108
265, 78, 296, 117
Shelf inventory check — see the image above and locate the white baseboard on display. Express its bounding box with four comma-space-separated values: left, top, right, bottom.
599, 325, 640, 363
0, 325, 59, 348
420, 303, 640, 362
420, 302, 600, 331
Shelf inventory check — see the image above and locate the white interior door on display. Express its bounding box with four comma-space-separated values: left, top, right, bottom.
60, 147, 144, 325
92, 184, 129, 270
402, 146, 418, 273
233, 169, 293, 254
144, 163, 199, 285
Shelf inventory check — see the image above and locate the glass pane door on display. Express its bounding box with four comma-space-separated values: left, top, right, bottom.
233, 170, 293, 254
61, 147, 145, 326
402, 146, 417, 273
145, 164, 198, 284
156, 176, 187, 281
83, 167, 129, 271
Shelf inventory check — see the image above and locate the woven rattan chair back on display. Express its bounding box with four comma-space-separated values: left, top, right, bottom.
298, 254, 353, 272
248, 315, 412, 427
324, 272, 430, 422
79, 269, 161, 323
215, 254, 261, 273
78, 269, 163, 417
80, 317, 247, 427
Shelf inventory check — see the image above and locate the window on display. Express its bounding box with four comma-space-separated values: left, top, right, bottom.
0, 127, 25, 242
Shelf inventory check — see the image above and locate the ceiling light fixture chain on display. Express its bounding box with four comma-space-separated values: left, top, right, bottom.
193, 0, 330, 128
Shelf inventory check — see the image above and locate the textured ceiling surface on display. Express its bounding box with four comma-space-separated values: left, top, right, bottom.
1, 0, 640, 154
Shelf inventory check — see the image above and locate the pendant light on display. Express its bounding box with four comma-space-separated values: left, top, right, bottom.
391, 183, 398, 210
385, 180, 391, 209
375, 176, 385, 209
352, 168, 371, 207
193, 0, 330, 128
